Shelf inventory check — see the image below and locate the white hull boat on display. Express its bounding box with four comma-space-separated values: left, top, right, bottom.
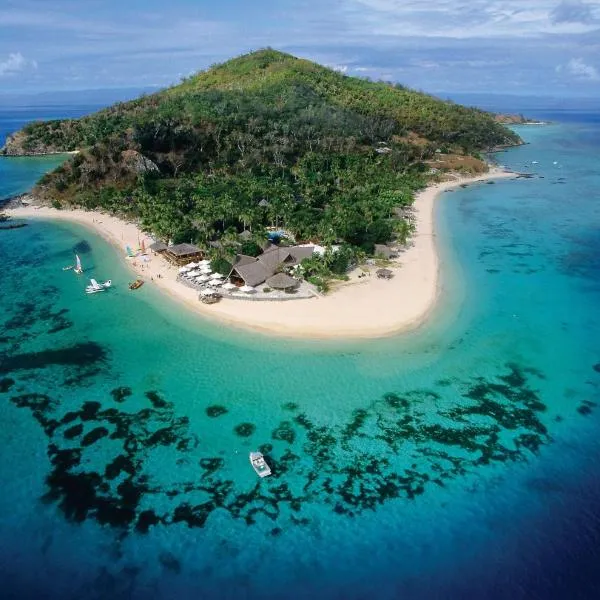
250, 452, 271, 478
74, 254, 83, 274
86, 278, 112, 294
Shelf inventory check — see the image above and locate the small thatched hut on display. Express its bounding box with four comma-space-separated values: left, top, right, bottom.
266, 273, 299, 290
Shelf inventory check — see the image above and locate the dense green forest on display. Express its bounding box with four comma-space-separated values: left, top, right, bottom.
2, 49, 521, 257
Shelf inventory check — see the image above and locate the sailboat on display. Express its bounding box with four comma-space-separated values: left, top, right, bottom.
85, 278, 112, 294
74, 254, 83, 274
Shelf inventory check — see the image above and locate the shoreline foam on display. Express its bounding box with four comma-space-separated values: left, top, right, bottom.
5, 168, 517, 339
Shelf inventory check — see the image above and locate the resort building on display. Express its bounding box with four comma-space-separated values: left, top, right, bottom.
228, 245, 316, 288
164, 243, 203, 265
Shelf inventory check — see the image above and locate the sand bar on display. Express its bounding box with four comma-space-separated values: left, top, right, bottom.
4, 168, 516, 339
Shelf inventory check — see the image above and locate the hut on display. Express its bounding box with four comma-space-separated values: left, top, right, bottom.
149, 241, 168, 253
266, 273, 299, 290
230, 261, 273, 288
164, 243, 203, 266
376, 268, 393, 280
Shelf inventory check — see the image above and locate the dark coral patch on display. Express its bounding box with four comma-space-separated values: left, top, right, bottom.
282, 402, 299, 411
80, 401, 102, 421
0, 342, 108, 374
81, 427, 109, 447
199, 458, 224, 478
234, 423, 256, 437
0, 377, 15, 393
63, 424, 83, 440
272, 421, 296, 444
145, 391, 168, 409
258, 443, 273, 455
383, 393, 409, 410
594, 363, 600, 373
111, 387, 132, 403
206, 405, 228, 418
73, 240, 92, 254
136, 510, 161, 534
105, 455, 136, 480
577, 400, 597, 416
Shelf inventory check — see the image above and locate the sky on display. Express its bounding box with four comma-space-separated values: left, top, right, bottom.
0, 0, 599, 98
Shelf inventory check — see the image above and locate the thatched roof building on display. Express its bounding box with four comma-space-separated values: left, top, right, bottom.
149, 241, 168, 252
230, 261, 273, 287
266, 273, 299, 290
164, 243, 203, 265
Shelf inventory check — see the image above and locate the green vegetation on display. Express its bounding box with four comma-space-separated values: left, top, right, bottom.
3, 48, 521, 265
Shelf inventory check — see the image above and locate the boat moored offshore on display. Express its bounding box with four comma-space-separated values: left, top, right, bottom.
249, 452, 271, 478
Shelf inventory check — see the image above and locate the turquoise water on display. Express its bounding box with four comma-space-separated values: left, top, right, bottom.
1, 108, 600, 599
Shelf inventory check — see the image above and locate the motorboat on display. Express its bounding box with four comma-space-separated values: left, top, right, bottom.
86, 278, 112, 294
129, 279, 144, 290
249, 452, 271, 478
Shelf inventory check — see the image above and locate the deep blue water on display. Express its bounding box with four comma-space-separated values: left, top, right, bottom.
0, 101, 600, 599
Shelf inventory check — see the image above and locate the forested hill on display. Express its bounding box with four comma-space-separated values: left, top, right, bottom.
1, 49, 521, 250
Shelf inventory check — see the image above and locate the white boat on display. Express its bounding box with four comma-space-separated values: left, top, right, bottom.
249, 452, 271, 478
74, 254, 83, 274
85, 278, 112, 294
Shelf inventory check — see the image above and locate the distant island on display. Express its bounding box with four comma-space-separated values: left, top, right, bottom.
494, 114, 548, 125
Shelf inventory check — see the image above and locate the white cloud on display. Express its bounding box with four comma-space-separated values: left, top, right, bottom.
342, 0, 600, 39
0, 52, 37, 76
560, 57, 599, 80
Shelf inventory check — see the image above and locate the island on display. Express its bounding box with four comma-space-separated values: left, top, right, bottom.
2, 49, 522, 337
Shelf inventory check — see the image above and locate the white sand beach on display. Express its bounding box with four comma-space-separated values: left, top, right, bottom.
5, 168, 516, 338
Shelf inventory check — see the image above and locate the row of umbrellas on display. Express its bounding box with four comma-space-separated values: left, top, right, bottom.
178, 268, 256, 293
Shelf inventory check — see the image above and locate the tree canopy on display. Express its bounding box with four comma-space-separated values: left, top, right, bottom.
2, 48, 521, 254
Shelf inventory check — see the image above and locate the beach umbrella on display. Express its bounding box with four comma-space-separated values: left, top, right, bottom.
208, 279, 223, 286
200, 266, 212, 273
240, 285, 255, 293
222, 282, 236, 290
210, 272, 224, 280
199, 259, 211, 266
185, 262, 196, 268
178, 267, 190, 274
200, 288, 215, 296
196, 274, 210, 283
187, 270, 200, 277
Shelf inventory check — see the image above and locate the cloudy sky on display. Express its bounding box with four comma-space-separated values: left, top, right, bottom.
0, 0, 599, 97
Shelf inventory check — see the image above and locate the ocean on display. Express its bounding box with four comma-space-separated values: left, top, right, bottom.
1, 101, 599, 599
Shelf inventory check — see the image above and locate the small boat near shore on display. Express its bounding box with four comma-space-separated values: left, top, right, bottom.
250, 452, 271, 478
129, 279, 144, 290
74, 254, 83, 274
86, 278, 112, 294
